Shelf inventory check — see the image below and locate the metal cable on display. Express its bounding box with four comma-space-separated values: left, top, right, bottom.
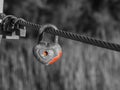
1, 14, 120, 52
17, 20, 120, 52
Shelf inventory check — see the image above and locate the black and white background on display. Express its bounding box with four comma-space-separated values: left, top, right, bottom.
1, 0, 120, 90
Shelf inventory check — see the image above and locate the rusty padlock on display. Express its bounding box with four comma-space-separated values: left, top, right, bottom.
33, 24, 62, 65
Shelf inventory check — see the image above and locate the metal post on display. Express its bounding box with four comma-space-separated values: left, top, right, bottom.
0, 0, 4, 13
0, 0, 4, 42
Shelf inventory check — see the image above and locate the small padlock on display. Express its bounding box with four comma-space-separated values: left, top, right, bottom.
15, 18, 27, 37
33, 24, 62, 65
1, 15, 26, 39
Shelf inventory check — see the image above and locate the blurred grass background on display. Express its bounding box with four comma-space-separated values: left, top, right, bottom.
1, 0, 120, 90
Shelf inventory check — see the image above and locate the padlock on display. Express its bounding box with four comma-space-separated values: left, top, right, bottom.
15, 18, 27, 37
33, 24, 62, 65
1, 15, 26, 39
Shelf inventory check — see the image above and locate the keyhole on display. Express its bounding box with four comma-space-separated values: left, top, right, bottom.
43, 51, 48, 56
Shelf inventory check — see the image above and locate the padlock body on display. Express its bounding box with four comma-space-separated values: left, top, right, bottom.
33, 42, 62, 65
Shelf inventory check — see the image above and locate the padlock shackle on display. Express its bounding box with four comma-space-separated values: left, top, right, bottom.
14, 18, 26, 28
1, 15, 17, 32
39, 24, 58, 34
33, 24, 62, 65
38, 24, 59, 43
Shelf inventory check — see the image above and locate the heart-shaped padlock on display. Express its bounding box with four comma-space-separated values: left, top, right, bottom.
33, 24, 62, 65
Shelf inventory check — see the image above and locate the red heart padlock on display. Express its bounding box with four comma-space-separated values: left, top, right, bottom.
33, 24, 62, 65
